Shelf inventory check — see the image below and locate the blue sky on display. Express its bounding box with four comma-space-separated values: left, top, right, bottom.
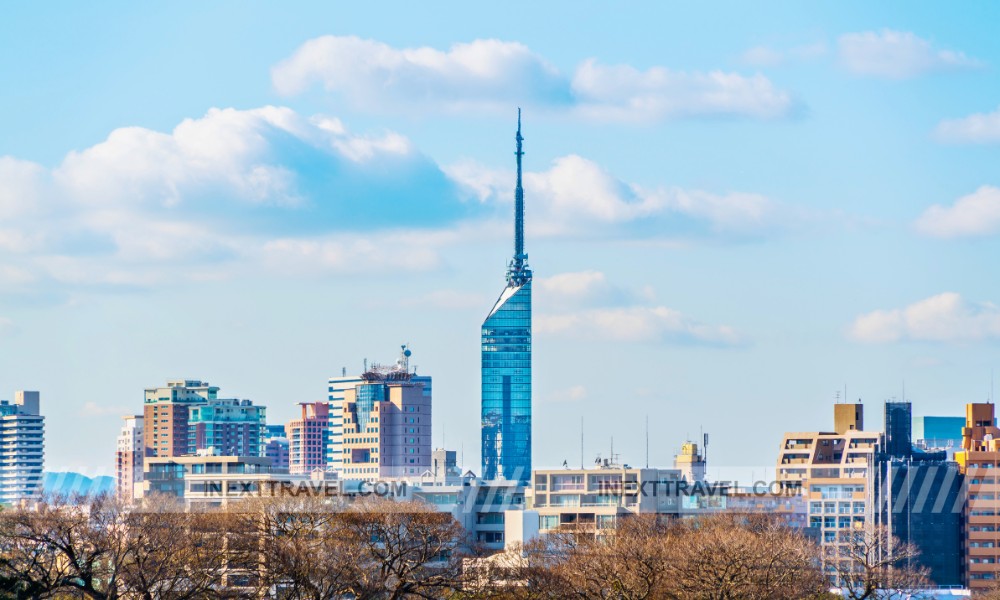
3, 2, 1000, 478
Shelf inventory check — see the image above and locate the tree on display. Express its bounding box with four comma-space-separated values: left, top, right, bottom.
823, 525, 929, 600
339, 497, 468, 600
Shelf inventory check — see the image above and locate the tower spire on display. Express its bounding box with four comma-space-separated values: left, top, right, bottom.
507, 108, 531, 286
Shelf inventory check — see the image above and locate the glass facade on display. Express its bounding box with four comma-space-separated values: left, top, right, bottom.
481, 281, 532, 482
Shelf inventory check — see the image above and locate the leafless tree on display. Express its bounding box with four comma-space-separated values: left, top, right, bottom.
823, 525, 929, 600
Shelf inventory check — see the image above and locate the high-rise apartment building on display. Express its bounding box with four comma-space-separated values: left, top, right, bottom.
0, 391, 45, 505
955, 403, 1000, 590
328, 346, 431, 474
187, 398, 266, 456
115, 414, 144, 501
340, 361, 431, 478
482, 111, 532, 483
286, 402, 329, 474
776, 402, 880, 571
143, 380, 217, 458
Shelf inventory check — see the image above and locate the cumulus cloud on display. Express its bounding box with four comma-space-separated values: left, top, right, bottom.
849, 293, 1000, 343
272, 36, 796, 120
837, 30, 979, 79
535, 270, 655, 308
935, 106, 1000, 144
915, 186, 1000, 238
538, 305, 743, 346
447, 155, 786, 238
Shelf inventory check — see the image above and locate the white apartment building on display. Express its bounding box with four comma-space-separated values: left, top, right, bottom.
0, 391, 45, 505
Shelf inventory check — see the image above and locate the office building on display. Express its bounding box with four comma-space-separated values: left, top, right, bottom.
914, 416, 966, 453
143, 380, 217, 458
482, 111, 533, 483
187, 398, 266, 456
0, 391, 45, 504
955, 403, 1000, 590
340, 359, 431, 478
328, 346, 431, 474
115, 414, 144, 501
871, 401, 963, 587
287, 402, 329, 474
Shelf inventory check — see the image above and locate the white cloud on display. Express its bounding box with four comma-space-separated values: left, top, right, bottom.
447, 155, 784, 238
570, 59, 794, 120
0, 157, 48, 219
915, 186, 1000, 238
400, 289, 489, 310
273, 36, 796, 121
837, 30, 979, 79
538, 306, 743, 346
536, 271, 609, 299
849, 293, 1000, 343
272, 36, 567, 110
935, 106, 1000, 144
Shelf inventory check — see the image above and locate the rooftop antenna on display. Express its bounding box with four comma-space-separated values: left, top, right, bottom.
580, 416, 584, 470
342, 367, 346, 377
645, 415, 649, 468
363, 358, 368, 372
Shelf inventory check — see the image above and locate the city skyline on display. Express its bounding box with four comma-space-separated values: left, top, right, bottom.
3, 3, 1000, 478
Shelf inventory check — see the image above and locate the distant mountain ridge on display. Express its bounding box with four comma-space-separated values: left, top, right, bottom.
42, 472, 115, 497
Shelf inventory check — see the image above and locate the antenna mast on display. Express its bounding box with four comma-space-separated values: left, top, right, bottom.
506, 108, 531, 286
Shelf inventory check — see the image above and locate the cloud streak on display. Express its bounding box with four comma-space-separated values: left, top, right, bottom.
935, 106, 1000, 144
272, 35, 796, 121
849, 293, 1000, 343
837, 30, 980, 79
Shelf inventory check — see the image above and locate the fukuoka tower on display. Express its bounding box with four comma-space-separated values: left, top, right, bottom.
481, 110, 532, 483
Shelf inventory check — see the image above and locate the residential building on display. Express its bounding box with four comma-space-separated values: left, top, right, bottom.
143, 380, 217, 458
115, 414, 144, 501
340, 363, 431, 478
871, 401, 964, 587
529, 465, 685, 537
137, 451, 273, 500
328, 346, 431, 474
482, 111, 532, 483
287, 402, 329, 474
187, 398, 266, 456
955, 403, 1000, 590
265, 436, 289, 470
0, 391, 45, 504
264, 424, 286, 440
776, 403, 881, 570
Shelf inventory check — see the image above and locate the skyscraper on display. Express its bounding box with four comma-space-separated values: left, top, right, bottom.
286, 402, 330, 474
0, 391, 45, 504
482, 110, 532, 483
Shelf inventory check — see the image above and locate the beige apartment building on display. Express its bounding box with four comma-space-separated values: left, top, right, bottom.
776, 403, 880, 552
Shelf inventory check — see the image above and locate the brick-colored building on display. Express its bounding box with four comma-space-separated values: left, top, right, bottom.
143, 380, 217, 458
287, 402, 329, 474
955, 403, 1000, 590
